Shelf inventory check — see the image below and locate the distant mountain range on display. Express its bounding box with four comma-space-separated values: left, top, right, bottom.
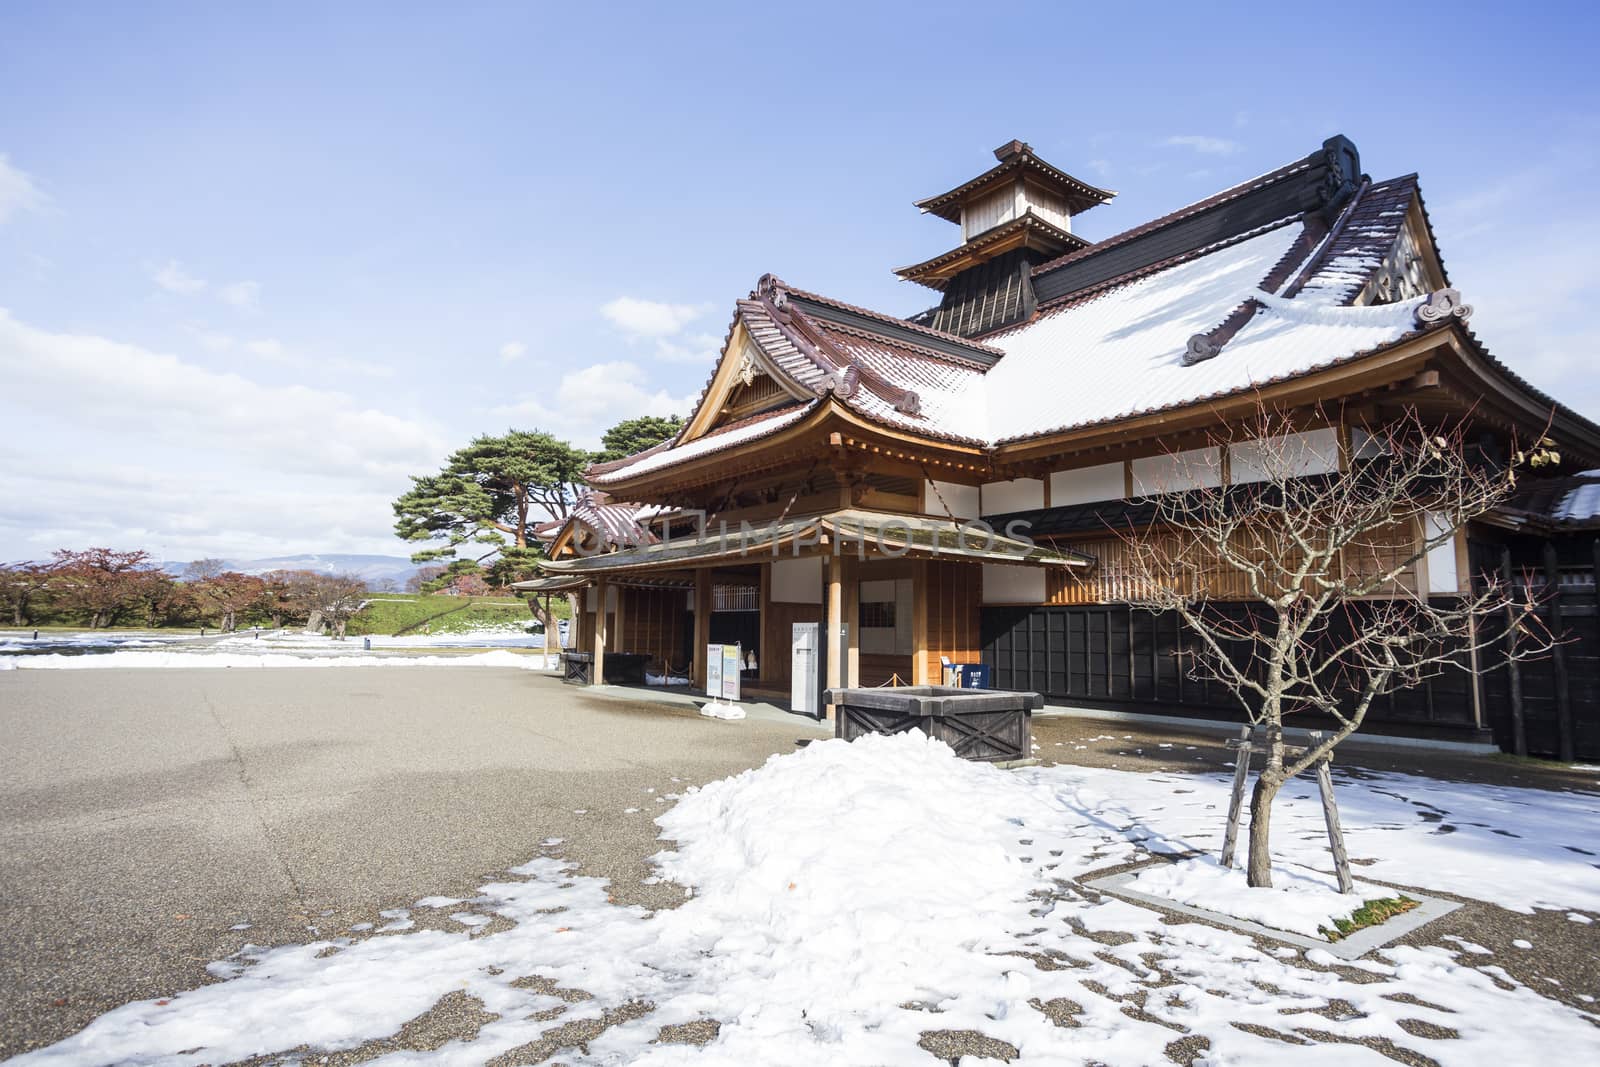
161, 554, 423, 586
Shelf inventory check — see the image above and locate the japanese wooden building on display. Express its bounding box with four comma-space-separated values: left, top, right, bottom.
519, 136, 1600, 759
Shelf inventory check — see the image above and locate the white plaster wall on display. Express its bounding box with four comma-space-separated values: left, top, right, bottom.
1130, 447, 1223, 495
980, 477, 1044, 515
1049, 461, 1125, 506
1230, 428, 1341, 485
981, 564, 1047, 604
1425, 512, 1460, 594
582, 586, 619, 612
925, 480, 980, 520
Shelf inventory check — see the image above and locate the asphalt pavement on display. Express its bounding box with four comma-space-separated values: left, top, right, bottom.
0, 667, 824, 1057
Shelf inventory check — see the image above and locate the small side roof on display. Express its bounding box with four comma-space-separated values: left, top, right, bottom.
1500, 473, 1600, 530
538, 509, 1092, 576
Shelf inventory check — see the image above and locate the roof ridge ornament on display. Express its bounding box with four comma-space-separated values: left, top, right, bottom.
812, 364, 860, 399
756, 273, 788, 309
1181, 334, 1221, 366
994, 139, 1032, 161
1415, 287, 1473, 327
893, 390, 923, 416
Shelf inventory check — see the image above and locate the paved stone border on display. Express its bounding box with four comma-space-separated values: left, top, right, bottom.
1038, 704, 1500, 756
1083, 868, 1462, 960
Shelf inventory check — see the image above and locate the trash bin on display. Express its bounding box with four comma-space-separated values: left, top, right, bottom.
824, 685, 1042, 763
941, 663, 990, 689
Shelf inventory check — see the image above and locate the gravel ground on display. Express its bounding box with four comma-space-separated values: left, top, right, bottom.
2, 671, 1595, 1063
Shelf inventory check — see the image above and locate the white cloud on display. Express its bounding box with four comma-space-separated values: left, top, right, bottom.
1163, 135, 1241, 156
494, 359, 695, 448
217, 280, 262, 313
601, 296, 708, 339
499, 341, 527, 363
600, 295, 724, 367
0, 155, 44, 224
245, 338, 286, 358
153, 260, 208, 295
0, 309, 448, 559
179, 326, 391, 379
653, 330, 725, 365
151, 263, 262, 312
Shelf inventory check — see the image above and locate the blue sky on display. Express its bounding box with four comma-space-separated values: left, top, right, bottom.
2, 1, 1597, 561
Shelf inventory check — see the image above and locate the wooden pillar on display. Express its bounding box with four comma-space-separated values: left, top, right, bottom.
843, 556, 859, 688
692, 568, 712, 691
591, 578, 608, 686
758, 562, 771, 685
911, 560, 930, 684
825, 550, 844, 719
612, 584, 627, 655
1544, 542, 1576, 762
1501, 547, 1527, 757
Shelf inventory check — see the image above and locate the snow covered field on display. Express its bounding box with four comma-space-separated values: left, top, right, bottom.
0, 627, 562, 670
14, 732, 1599, 1066
0, 629, 202, 654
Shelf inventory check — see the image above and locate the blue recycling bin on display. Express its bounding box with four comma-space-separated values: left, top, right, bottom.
942, 663, 990, 689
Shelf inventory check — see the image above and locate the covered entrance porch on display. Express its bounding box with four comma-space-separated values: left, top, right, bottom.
519, 509, 1089, 716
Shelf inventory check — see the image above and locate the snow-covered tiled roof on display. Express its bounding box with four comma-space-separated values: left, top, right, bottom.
983, 223, 1419, 441
587, 402, 817, 485
583, 161, 1482, 486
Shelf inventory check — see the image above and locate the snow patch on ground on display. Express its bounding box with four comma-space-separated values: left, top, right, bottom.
698, 701, 746, 720
0, 649, 549, 670
13, 734, 1600, 1066
1127, 856, 1382, 938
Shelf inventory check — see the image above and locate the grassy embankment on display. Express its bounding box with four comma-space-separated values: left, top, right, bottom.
350, 594, 568, 636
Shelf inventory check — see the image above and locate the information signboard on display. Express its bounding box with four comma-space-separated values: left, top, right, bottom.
721, 643, 742, 701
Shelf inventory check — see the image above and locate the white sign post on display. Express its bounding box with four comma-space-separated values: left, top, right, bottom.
701, 642, 746, 720
706, 643, 723, 697
791, 622, 819, 718
721, 643, 742, 702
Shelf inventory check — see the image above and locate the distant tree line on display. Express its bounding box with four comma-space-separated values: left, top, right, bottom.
0, 549, 373, 633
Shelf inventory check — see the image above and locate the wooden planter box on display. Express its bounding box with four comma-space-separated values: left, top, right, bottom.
824, 685, 1043, 763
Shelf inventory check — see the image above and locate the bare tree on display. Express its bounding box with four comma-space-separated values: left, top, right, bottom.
1115, 403, 1552, 887
182, 558, 228, 582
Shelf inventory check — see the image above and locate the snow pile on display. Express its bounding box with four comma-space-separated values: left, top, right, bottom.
1128, 856, 1383, 938
0, 649, 549, 671
697, 701, 746, 720
14, 734, 1600, 1066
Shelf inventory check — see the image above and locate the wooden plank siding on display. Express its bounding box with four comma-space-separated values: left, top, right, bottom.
919, 561, 983, 682
762, 599, 822, 691
1474, 534, 1600, 760
1043, 521, 1423, 606
613, 587, 690, 669
983, 601, 1485, 740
